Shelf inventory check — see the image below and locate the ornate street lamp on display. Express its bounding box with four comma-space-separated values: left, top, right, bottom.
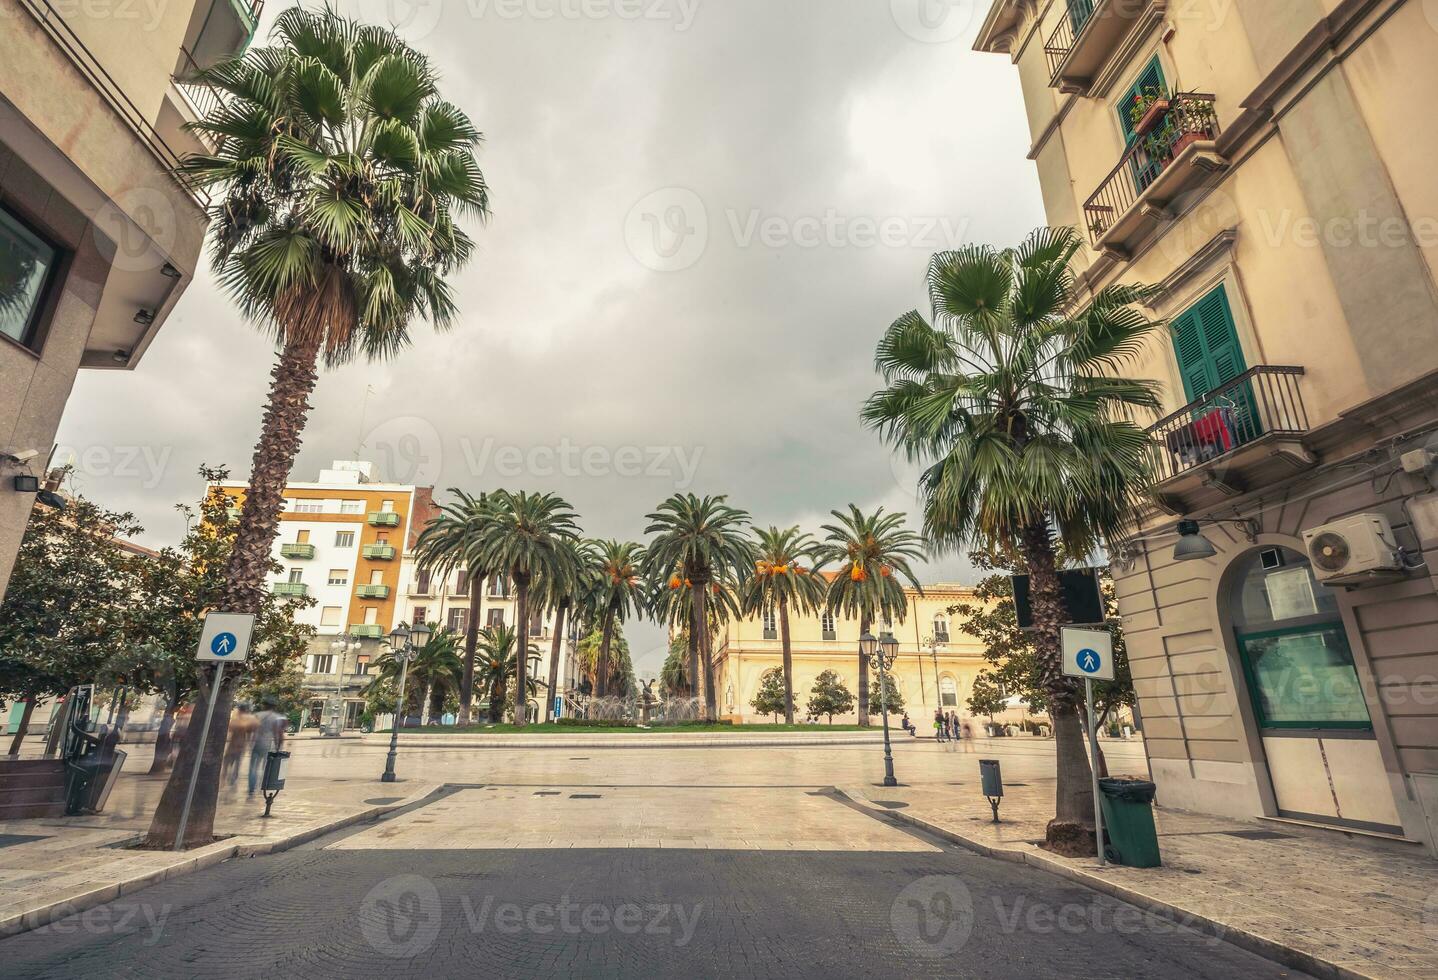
381, 622, 431, 783
862, 630, 901, 787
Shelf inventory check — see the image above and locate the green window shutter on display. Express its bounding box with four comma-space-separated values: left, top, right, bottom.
1171, 285, 1246, 402
1119, 57, 1167, 143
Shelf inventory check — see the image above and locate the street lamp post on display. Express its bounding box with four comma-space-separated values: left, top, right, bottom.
862, 630, 901, 787
326, 632, 358, 737
381, 622, 431, 783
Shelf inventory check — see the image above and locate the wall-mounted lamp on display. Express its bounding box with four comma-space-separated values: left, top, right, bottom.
133, 309, 155, 326
160, 263, 182, 279
12, 474, 39, 493
112, 349, 130, 364
1173, 520, 1218, 562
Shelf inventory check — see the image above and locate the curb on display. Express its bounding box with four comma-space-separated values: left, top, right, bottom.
357, 734, 889, 750
834, 788, 1372, 980
0, 785, 442, 940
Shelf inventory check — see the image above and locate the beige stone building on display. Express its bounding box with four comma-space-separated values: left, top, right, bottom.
0, 0, 257, 600
712, 584, 991, 725
977, 0, 1438, 852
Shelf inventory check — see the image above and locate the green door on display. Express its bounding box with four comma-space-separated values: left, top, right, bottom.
1120, 57, 1167, 190
1171, 285, 1261, 447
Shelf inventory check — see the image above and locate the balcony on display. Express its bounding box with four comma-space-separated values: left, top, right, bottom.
362, 544, 397, 561
356, 584, 392, 600
272, 582, 308, 597
368, 512, 401, 527
1044, 0, 1158, 92
186, 0, 265, 70
1084, 94, 1227, 256
1149, 366, 1315, 511
280, 543, 316, 560
350, 624, 384, 639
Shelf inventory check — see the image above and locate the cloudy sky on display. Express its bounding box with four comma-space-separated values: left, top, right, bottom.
57, 0, 1044, 671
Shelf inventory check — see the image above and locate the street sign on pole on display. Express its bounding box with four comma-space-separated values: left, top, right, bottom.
1062, 626, 1112, 867
1061, 627, 1114, 681
196, 612, 255, 663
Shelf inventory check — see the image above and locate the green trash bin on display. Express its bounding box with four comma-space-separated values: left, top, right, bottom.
1098, 777, 1161, 868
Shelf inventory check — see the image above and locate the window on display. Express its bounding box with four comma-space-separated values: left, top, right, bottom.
412, 606, 428, 627
339, 500, 362, 514
381, 499, 395, 512
294, 500, 324, 513
335, 531, 355, 548
939, 675, 958, 708
455, 570, 469, 595
363, 607, 378, 625
821, 611, 836, 641
328, 569, 349, 586
490, 573, 510, 597
448, 608, 469, 632
0, 204, 61, 347
529, 613, 544, 636
416, 569, 431, 594
287, 569, 303, 584
369, 570, 384, 586
762, 606, 777, 640
296, 529, 310, 544
309, 654, 335, 674
933, 617, 950, 644
487, 608, 505, 628
321, 606, 342, 626
1118, 56, 1167, 144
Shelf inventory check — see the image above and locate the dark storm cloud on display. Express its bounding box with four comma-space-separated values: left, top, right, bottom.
57, 0, 1043, 669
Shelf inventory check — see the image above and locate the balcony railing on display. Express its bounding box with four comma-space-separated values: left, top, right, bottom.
362, 544, 397, 561
1084, 93, 1220, 245
368, 511, 400, 527
280, 543, 316, 560
172, 47, 226, 149
1149, 366, 1309, 484
19, 0, 209, 207
1044, 0, 1096, 79
273, 582, 308, 597
356, 584, 391, 600
350, 624, 384, 639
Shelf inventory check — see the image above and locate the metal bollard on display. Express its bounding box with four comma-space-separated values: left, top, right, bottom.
979, 758, 1003, 822
261, 750, 290, 818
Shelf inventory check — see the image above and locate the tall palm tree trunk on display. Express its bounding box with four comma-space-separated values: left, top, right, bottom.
778, 596, 795, 725
1020, 520, 1095, 854
514, 579, 530, 729
692, 580, 716, 721
458, 575, 482, 725
147, 333, 321, 848
685, 615, 701, 705
546, 598, 569, 722
857, 613, 871, 727
597, 605, 616, 698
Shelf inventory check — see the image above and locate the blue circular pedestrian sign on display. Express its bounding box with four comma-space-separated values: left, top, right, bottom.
1077, 648, 1102, 674
211, 632, 238, 657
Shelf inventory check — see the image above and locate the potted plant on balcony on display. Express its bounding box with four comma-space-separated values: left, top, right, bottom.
1129, 87, 1171, 137
1167, 95, 1217, 157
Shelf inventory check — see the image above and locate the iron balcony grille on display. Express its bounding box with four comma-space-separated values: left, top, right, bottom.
20, 0, 210, 208
173, 47, 227, 140
1044, 0, 1097, 80
1148, 366, 1308, 484
1084, 92, 1219, 244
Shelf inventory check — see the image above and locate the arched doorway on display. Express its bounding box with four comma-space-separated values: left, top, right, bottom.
1226, 547, 1401, 831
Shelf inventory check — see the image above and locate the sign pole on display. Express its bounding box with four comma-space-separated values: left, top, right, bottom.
1085, 675, 1105, 867
175, 660, 223, 852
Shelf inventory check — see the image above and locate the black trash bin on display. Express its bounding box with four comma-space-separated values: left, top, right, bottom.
1098, 777, 1161, 867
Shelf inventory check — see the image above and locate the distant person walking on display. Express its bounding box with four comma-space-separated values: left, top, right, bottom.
223, 704, 258, 790
961, 719, 976, 752
933, 709, 947, 742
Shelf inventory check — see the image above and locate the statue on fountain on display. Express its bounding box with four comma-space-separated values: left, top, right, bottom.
639, 679, 658, 726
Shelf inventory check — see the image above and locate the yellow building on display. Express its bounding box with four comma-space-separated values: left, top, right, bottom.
712, 584, 989, 725
977, 0, 1438, 851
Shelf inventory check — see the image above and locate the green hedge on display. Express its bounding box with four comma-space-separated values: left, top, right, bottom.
554, 717, 735, 728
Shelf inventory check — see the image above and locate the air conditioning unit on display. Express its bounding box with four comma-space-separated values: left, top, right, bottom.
1302, 514, 1404, 586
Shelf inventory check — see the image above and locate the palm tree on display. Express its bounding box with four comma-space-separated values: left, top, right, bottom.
476, 491, 581, 729
477, 625, 539, 723
644, 494, 752, 721
537, 538, 590, 722
652, 562, 741, 712
818, 506, 926, 727
740, 526, 826, 724
366, 627, 461, 724
861, 227, 1162, 852
148, 7, 489, 848
589, 540, 646, 699
414, 490, 492, 724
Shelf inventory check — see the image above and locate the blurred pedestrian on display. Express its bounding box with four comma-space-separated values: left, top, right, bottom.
223, 703, 257, 790
248, 701, 287, 796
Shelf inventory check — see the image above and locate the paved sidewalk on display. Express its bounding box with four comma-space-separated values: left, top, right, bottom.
0, 744, 438, 938
841, 759, 1438, 980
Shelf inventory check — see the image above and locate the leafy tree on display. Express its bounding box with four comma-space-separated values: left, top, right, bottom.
538, 537, 591, 721
660, 631, 690, 697
862, 227, 1161, 853
750, 667, 787, 721
151, 7, 490, 848
818, 505, 925, 727
0, 496, 141, 754
476, 491, 580, 728
237, 662, 310, 720
806, 669, 855, 724
740, 526, 826, 724
868, 673, 906, 715
644, 494, 753, 721
477, 624, 540, 723
576, 624, 635, 699
966, 673, 1010, 722
414, 490, 492, 724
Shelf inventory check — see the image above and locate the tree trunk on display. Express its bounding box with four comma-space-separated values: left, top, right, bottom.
685, 611, 700, 705
458, 575, 482, 725
514, 577, 530, 729
1020, 520, 1095, 855
421, 682, 432, 725
429, 680, 446, 724
693, 581, 716, 722
857, 613, 871, 727
778, 596, 795, 725
597, 605, 616, 698
145, 333, 322, 849
545, 598, 568, 722
6, 697, 35, 756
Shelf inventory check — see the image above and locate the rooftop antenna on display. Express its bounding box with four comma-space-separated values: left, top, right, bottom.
355, 384, 375, 458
